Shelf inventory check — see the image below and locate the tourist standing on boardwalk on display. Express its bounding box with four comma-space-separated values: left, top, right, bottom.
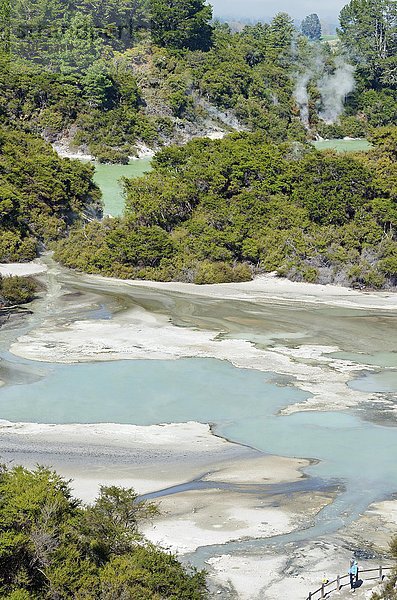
349, 559, 358, 590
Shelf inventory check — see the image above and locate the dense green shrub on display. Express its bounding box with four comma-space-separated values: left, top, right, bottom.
55, 129, 397, 287
0, 128, 102, 262
0, 465, 207, 599
193, 261, 252, 284
0, 276, 37, 305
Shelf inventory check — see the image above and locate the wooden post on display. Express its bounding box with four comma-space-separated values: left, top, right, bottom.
379, 565, 383, 581
321, 583, 325, 598
337, 574, 340, 590
308, 593, 312, 600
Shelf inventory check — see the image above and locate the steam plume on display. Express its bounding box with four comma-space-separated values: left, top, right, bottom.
294, 71, 311, 127
317, 58, 355, 124
293, 55, 355, 127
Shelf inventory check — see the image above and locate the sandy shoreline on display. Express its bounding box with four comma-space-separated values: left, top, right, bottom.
52, 142, 155, 161
3, 257, 397, 309
6, 257, 391, 423
9, 300, 376, 415
0, 415, 344, 591
0, 419, 310, 494
0, 419, 249, 497
0, 415, 332, 573
0, 261, 47, 278
142, 487, 334, 554
77, 269, 397, 310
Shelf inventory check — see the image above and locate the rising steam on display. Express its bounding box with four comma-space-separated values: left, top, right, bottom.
294, 55, 355, 127
317, 58, 355, 124
294, 71, 311, 127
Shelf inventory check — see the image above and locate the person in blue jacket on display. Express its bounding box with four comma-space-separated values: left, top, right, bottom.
349, 559, 358, 591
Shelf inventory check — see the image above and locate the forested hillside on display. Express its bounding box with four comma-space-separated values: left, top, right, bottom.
0, 0, 396, 287
1, 0, 396, 162
0, 128, 101, 262
55, 127, 397, 287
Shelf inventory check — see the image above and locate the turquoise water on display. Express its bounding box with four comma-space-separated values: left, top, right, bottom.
330, 351, 397, 368
193, 410, 397, 559
350, 370, 397, 393
0, 358, 305, 425
221, 411, 397, 496
0, 356, 396, 502
93, 159, 152, 216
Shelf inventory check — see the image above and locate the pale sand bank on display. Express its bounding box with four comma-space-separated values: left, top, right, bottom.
202, 454, 309, 485
3, 257, 397, 311
208, 542, 385, 600
142, 488, 333, 554
53, 142, 154, 160
341, 498, 397, 553
208, 554, 286, 600
10, 306, 374, 414
0, 418, 325, 558
0, 419, 310, 501
52, 145, 94, 161
90, 271, 397, 310
0, 420, 240, 498
0, 420, 229, 452
0, 262, 47, 277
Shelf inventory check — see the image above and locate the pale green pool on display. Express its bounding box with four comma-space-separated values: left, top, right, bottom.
350, 370, 397, 393
313, 139, 372, 153
93, 159, 152, 216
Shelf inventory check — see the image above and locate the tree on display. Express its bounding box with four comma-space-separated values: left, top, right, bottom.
301, 14, 322, 41
82, 63, 116, 109
369, 124, 397, 158
268, 12, 296, 52
0, 127, 102, 262
58, 12, 103, 73
291, 153, 374, 225
149, 0, 213, 50
0, 465, 207, 599
76, 0, 150, 49
338, 0, 397, 88
0, 275, 37, 305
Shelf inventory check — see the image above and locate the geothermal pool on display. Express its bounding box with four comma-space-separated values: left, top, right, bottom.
312, 138, 372, 153
0, 352, 396, 503
93, 158, 152, 216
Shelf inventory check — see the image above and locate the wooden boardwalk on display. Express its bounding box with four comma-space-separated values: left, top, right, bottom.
306, 566, 394, 599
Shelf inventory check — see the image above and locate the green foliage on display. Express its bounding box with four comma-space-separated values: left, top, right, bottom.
338, 0, 397, 89
301, 14, 322, 41
55, 129, 397, 287
0, 2, 326, 158
0, 127, 102, 261
291, 153, 373, 225
149, 0, 213, 50
100, 549, 206, 599
1, 0, 397, 291
0, 0, 395, 160
369, 126, 397, 158
0, 465, 207, 599
359, 90, 397, 127
0, 276, 37, 305
193, 261, 252, 284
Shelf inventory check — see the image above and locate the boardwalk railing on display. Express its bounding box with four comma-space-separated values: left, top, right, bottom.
306, 565, 394, 600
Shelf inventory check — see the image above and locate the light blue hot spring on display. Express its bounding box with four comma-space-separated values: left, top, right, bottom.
0, 355, 396, 522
